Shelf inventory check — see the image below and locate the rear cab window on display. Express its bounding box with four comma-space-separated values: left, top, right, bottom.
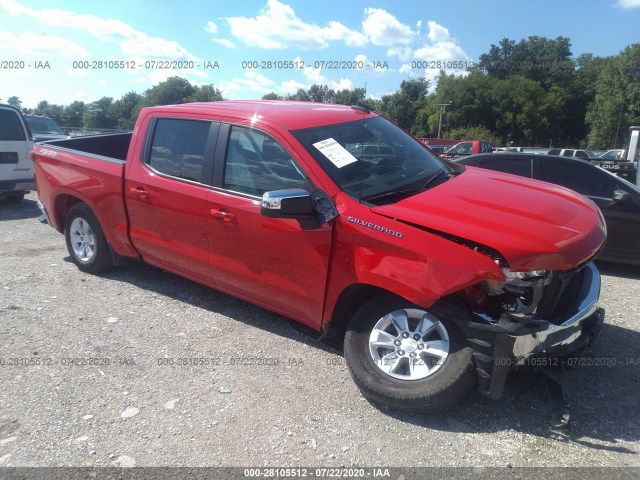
147, 118, 215, 185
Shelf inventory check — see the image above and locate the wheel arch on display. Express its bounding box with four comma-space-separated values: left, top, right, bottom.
321, 283, 473, 350
53, 193, 84, 232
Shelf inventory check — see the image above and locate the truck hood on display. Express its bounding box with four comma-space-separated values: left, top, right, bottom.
371, 167, 606, 271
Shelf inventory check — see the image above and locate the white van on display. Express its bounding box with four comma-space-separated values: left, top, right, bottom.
0, 104, 34, 202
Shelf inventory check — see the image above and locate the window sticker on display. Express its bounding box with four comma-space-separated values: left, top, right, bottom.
313, 138, 358, 168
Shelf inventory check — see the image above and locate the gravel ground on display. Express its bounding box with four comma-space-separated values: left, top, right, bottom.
1, 192, 639, 474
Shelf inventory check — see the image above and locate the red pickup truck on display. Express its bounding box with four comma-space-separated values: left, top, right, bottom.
34, 101, 606, 412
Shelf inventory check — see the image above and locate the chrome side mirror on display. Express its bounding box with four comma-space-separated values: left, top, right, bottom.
261, 189, 314, 219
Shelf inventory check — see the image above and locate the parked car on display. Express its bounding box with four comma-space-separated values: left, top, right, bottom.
457, 153, 640, 265
34, 101, 605, 412
546, 148, 598, 159
441, 140, 493, 159
599, 149, 625, 160
0, 103, 34, 202
23, 114, 70, 142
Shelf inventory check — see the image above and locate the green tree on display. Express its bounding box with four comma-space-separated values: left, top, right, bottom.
333, 88, 366, 106
84, 97, 116, 129
7, 96, 22, 110
307, 84, 334, 103
262, 92, 283, 100
111, 91, 143, 130
139, 76, 196, 108
61, 101, 86, 127
587, 44, 640, 148
188, 85, 224, 102
286, 88, 310, 101
379, 78, 430, 133
34, 100, 64, 124
444, 125, 502, 146
478, 36, 575, 89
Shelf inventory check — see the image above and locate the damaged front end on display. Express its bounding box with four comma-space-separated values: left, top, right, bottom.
459, 260, 605, 400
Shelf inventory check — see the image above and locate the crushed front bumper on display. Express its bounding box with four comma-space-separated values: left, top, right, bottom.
464, 262, 605, 399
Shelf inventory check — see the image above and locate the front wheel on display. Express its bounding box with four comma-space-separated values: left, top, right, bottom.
64, 203, 113, 273
344, 297, 476, 412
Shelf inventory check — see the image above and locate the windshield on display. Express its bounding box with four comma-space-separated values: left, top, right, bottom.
291, 116, 453, 204
25, 116, 65, 135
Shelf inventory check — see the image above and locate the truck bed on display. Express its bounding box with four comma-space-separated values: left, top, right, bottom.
42, 133, 132, 162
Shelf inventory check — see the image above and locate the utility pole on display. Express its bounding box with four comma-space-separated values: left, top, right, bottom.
437, 102, 452, 139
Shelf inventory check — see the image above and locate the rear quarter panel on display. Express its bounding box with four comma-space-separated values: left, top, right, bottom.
34, 146, 138, 258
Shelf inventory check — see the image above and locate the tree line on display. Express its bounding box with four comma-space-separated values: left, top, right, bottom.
4, 37, 639, 148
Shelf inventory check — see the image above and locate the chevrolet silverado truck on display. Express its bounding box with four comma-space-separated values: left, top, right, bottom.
34, 101, 606, 412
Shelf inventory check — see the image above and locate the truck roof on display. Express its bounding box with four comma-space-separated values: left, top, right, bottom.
141, 100, 378, 130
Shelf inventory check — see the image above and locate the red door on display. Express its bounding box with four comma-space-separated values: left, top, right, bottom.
206, 124, 333, 325
125, 118, 219, 282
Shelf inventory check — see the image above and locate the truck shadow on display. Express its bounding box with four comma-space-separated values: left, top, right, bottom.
97, 262, 339, 355
0, 197, 41, 221
97, 262, 640, 453
371, 320, 640, 454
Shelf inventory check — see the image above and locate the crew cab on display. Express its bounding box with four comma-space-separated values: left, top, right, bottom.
34, 101, 606, 412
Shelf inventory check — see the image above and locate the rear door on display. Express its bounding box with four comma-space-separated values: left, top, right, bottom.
125, 117, 220, 281
0, 105, 34, 193
206, 123, 333, 325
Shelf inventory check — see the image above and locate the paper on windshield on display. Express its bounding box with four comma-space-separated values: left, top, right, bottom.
313, 138, 358, 168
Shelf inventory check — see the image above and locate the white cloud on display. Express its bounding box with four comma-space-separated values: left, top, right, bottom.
426, 21, 452, 43
355, 54, 388, 74
225, 0, 365, 49
278, 79, 306, 95
614, 0, 640, 7
0, 0, 198, 60
217, 71, 276, 98
212, 38, 235, 48
205, 21, 218, 34
414, 42, 468, 63
0, 31, 89, 57
387, 46, 413, 62
362, 8, 415, 46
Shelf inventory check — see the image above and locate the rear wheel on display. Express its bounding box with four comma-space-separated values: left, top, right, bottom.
344, 296, 476, 412
64, 203, 113, 273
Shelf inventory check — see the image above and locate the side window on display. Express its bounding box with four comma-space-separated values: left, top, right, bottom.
541, 161, 616, 198
224, 126, 309, 196
452, 142, 471, 154
562, 150, 574, 157
0, 109, 27, 141
148, 118, 212, 184
483, 158, 532, 178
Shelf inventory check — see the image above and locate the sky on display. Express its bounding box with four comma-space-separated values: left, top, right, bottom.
1, 0, 639, 109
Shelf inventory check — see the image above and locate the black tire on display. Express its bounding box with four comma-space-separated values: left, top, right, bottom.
344, 296, 476, 413
64, 203, 113, 273
5, 192, 25, 202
